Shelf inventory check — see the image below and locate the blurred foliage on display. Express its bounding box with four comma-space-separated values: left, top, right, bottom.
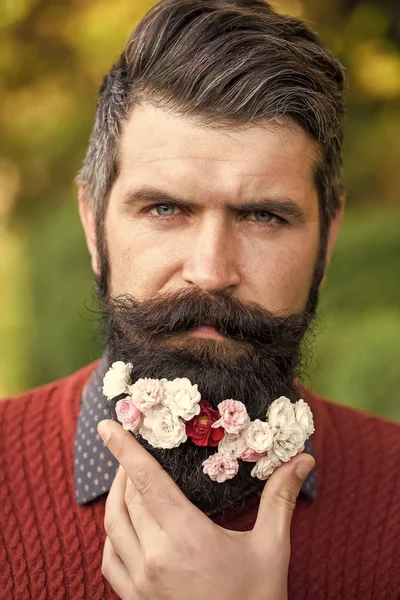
0, 0, 399, 421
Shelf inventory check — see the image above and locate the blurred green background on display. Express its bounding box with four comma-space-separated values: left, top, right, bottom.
1, 0, 399, 420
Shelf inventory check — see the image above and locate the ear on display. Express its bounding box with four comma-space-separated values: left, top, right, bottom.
319, 196, 345, 288
78, 185, 100, 276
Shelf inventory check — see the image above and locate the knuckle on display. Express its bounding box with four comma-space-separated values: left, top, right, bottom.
271, 488, 298, 512
143, 553, 166, 582
158, 482, 180, 508
104, 515, 118, 538
132, 469, 154, 496
124, 479, 141, 506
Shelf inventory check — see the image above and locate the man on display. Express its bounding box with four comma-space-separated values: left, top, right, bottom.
1, 0, 399, 598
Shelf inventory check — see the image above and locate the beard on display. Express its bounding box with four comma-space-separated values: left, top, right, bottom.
99, 282, 320, 515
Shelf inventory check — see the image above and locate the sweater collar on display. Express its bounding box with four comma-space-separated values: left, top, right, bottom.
74, 359, 317, 506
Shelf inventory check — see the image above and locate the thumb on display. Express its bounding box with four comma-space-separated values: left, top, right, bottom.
253, 452, 315, 539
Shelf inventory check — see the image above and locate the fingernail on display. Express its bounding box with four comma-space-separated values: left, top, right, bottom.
97, 420, 111, 443
295, 457, 314, 481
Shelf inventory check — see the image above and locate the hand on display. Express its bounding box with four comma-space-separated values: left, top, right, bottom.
97, 419, 314, 600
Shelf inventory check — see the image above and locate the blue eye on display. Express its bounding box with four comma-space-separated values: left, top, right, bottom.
253, 211, 275, 222
153, 204, 177, 217
239, 209, 287, 229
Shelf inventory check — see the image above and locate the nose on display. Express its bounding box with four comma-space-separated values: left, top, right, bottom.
181, 215, 241, 294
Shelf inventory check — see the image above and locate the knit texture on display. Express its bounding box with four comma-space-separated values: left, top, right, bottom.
1, 363, 399, 599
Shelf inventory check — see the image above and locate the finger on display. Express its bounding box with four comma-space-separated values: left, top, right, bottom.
124, 471, 162, 545
102, 536, 138, 600
253, 453, 315, 541
104, 464, 141, 573
98, 419, 201, 531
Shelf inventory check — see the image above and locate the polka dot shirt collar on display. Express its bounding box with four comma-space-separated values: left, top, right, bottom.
74, 358, 119, 505
74, 359, 317, 505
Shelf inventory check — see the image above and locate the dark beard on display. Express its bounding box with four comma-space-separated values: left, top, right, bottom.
100, 287, 318, 515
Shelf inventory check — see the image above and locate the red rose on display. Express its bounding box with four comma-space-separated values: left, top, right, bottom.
186, 399, 225, 447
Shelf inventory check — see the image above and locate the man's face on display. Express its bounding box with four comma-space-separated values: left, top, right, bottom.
80, 102, 340, 513
103, 103, 321, 314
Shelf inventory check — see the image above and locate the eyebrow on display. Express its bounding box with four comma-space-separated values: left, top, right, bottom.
121, 186, 307, 223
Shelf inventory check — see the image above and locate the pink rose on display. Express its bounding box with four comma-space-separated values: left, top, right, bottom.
240, 448, 268, 462
202, 453, 239, 483
115, 397, 142, 431
212, 399, 249, 434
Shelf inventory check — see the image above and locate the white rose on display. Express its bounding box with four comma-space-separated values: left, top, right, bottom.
218, 433, 247, 458
267, 396, 296, 429
138, 425, 162, 448
102, 361, 132, 400
142, 404, 164, 428
271, 422, 307, 462
244, 420, 273, 453
163, 378, 201, 420
294, 399, 315, 437
251, 450, 282, 480
140, 407, 187, 449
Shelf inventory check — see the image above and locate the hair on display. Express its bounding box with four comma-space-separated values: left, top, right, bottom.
77, 0, 346, 245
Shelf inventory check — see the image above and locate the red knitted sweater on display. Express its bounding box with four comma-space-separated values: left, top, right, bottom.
1, 363, 400, 599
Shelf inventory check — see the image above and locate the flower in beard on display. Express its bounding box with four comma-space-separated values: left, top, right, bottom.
240, 447, 267, 462
140, 406, 187, 449
185, 400, 224, 447
212, 399, 250, 434
218, 433, 247, 458
251, 450, 282, 480
268, 396, 307, 461
102, 361, 132, 400
294, 398, 315, 437
271, 423, 307, 462
137, 425, 162, 449
202, 453, 239, 483
128, 377, 165, 411
163, 378, 201, 420
244, 419, 273, 453
115, 396, 142, 432
267, 396, 296, 428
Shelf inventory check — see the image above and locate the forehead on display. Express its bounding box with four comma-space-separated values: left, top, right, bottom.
114, 102, 319, 208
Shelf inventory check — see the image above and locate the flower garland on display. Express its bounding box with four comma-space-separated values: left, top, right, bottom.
102, 361, 315, 483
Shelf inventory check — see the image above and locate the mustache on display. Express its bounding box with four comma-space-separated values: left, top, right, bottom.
103, 288, 313, 348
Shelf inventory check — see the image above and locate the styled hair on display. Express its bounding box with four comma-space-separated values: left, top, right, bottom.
77, 0, 346, 234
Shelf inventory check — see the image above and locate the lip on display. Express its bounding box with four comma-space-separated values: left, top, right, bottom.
190, 325, 225, 340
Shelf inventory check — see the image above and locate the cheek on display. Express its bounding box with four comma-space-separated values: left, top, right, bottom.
244, 232, 320, 313
105, 217, 181, 298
